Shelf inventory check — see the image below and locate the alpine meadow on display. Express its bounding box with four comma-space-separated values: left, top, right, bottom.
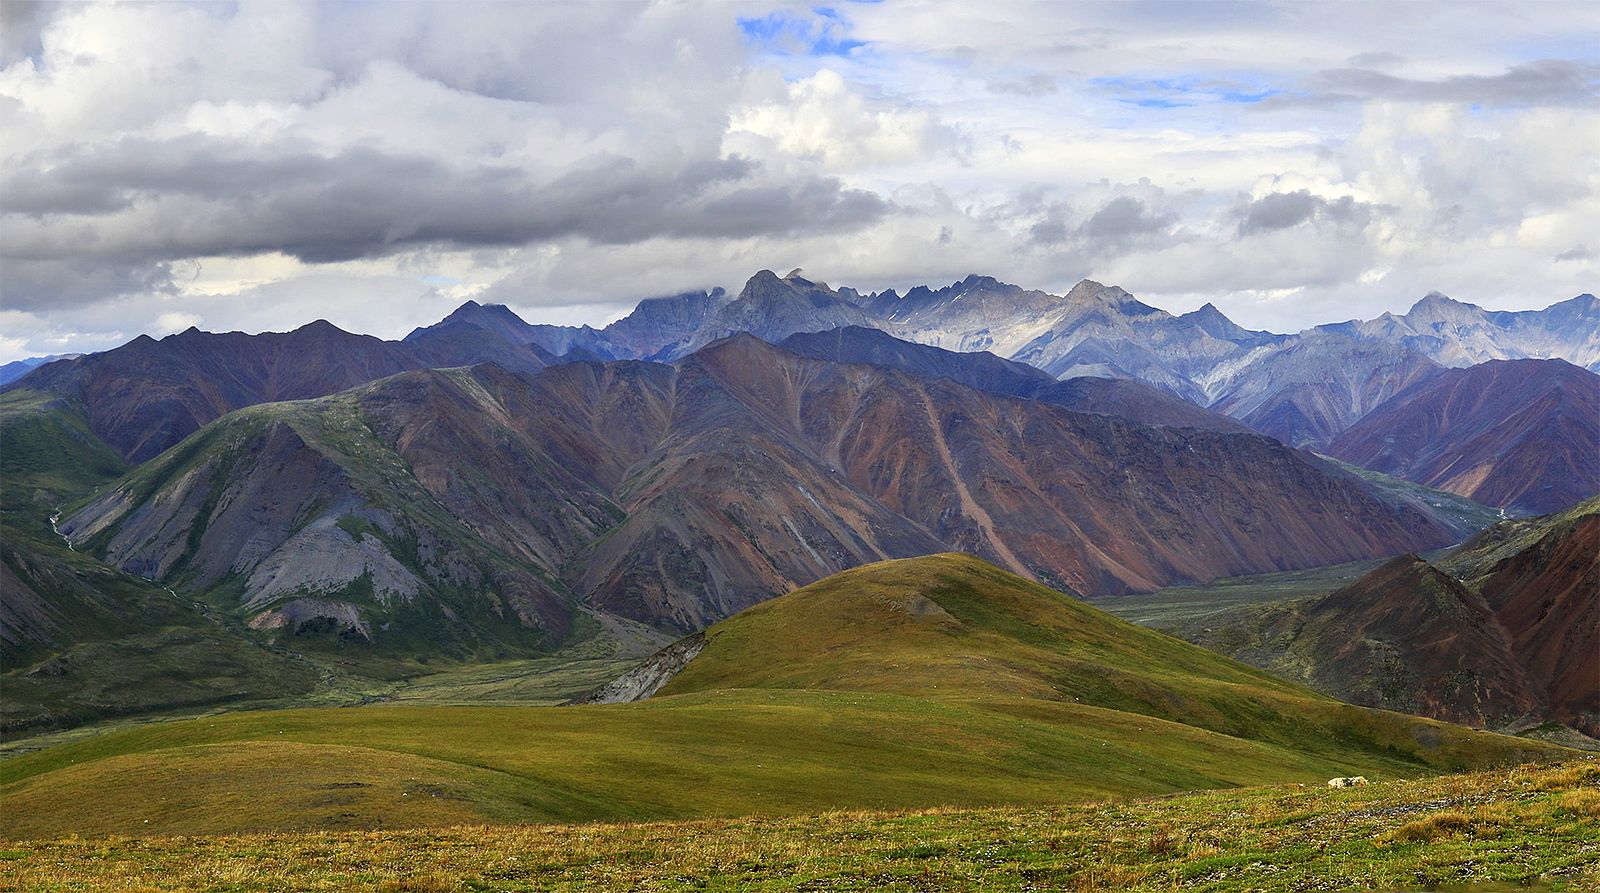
1, 2, 1597, 891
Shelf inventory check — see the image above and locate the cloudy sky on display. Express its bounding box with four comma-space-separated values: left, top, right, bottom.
1, 0, 1596, 361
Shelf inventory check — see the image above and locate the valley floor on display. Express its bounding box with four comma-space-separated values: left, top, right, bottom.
2, 760, 1596, 892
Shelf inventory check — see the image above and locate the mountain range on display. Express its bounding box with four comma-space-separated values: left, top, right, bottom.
1326, 359, 1599, 514
2, 267, 1594, 739
52, 336, 1449, 653
8, 270, 1593, 491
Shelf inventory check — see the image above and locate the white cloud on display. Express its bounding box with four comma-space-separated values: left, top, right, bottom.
153, 311, 204, 335
0, 0, 1595, 361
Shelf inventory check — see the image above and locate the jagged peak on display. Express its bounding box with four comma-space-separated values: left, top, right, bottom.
742, 269, 784, 292
1180, 302, 1226, 319
1408, 291, 1475, 313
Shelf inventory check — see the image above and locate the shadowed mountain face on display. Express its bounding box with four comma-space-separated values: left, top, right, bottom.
1176, 498, 1599, 736
62, 336, 1451, 643
1180, 555, 1541, 729
665, 270, 877, 358
780, 326, 1250, 433
10, 322, 425, 463
1327, 358, 1600, 513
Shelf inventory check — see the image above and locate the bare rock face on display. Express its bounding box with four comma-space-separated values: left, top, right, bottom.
600, 289, 731, 359
1462, 504, 1600, 736
1206, 335, 1443, 448
573, 633, 707, 704
1334, 292, 1600, 371
248, 597, 373, 641
667, 270, 876, 358
241, 520, 421, 610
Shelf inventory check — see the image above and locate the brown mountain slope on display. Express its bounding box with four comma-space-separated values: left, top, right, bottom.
8, 321, 427, 463
1445, 500, 1600, 735
1327, 358, 1600, 513
1178, 556, 1541, 728
64, 336, 1454, 641
1175, 498, 1598, 735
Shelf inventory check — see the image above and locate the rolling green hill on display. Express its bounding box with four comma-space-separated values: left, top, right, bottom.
0, 555, 1564, 839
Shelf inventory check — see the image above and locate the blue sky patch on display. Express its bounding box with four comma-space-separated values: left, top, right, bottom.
738, 8, 865, 57
1094, 75, 1283, 108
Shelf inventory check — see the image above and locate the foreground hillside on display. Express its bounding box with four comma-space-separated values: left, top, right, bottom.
0, 556, 1564, 841
4, 761, 1595, 892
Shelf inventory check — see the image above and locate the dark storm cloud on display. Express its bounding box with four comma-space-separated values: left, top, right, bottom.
0, 139, 888, 308
0, 257, 180, 310
1079, 196, 1177, 243
1027, 195, 1178, 254
1269, 60, 1600, 108
0, 0, 56, 65
1237, 190, 1376, 235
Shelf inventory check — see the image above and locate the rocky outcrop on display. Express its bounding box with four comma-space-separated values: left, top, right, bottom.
572, 633, 706, 704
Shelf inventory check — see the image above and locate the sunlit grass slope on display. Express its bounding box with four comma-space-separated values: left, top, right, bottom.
4, 760, 1596, 892
0, 555, 1566, 839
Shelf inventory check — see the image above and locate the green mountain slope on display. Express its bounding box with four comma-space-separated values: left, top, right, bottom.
0, 555, 1563, 839
0, 390, 326, 733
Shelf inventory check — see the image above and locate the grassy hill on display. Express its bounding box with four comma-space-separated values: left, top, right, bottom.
3, 760, 1596, 891
0, 555, 1566, 839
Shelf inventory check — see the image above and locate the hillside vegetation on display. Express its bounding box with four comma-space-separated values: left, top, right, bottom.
0, 555, 1565, 840
1161, 499, 1600, 736
3, 760, 1596, 892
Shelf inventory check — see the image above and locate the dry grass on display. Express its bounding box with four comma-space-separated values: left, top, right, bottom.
1, 759, 1596, 892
